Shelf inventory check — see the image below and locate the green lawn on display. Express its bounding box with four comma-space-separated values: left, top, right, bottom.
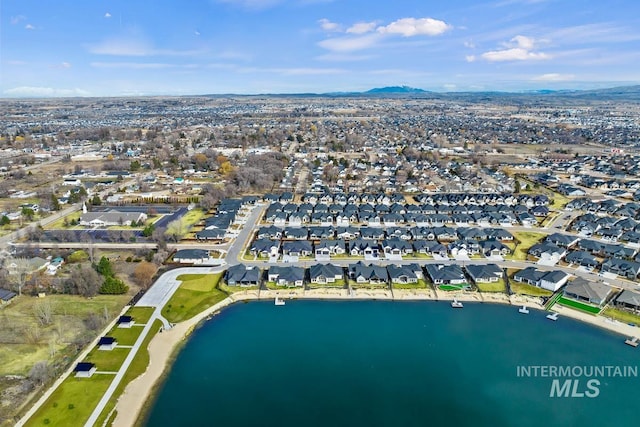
107, 327, 142, 346
556, 296, 601, 314
218, 283, 259, 294
162, 273, 228, 323
265, 282, 302, 290
25, 374, 114, 427
510, 281, 553, 297
602, 308, 640, 325
438, 284, 469, 291
476, 279, 507, 293
85, 347, 130, 372
391, 279, 429, 289
125, 306, 155, 324
44, 211, 82, 230
307, 279, 346, 289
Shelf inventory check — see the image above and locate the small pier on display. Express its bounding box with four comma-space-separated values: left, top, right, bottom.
625, 337, 639, 347
546, 312, 559, 321
518, 306, 530, 314
451, 299, 464, 308
274, 296, 285, 306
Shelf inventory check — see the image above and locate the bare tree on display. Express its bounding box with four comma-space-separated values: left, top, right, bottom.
132, 261, 158, 289
8, 257, 31, 296
29, 361, 53, 386
34, 299, 54, 326
165, 218, 189, 242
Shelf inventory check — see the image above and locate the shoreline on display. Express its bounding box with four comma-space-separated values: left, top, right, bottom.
112, 289, 638, 427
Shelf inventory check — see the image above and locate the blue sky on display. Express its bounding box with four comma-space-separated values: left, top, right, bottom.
1, 0, 640, 96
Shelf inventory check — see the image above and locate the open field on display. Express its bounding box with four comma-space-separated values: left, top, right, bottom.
391, 279, 429, 289
161, 273, 226, 323
509, 281, 553, 297
602, 308, 640, 325
509, 231, 547, 260
476, 279, 506, 293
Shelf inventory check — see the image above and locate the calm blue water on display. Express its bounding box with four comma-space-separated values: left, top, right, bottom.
144, 301, 639, 427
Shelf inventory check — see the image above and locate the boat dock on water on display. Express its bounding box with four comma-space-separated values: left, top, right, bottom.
518, 306, 530, 314
546, 312, 559, 321
625, 337, 638, 347
275, 297, 285, 306
451, 299, 463, 308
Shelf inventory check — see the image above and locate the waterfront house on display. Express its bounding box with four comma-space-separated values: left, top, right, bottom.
349, 262, 388, 284
424, 264, 466, 286
563, 278, 613, 306
267, 266, 305, 287
309, 263, 343, 284
614, 290, 640, 313
225, 264, 261, 287
465, 264, 503, 284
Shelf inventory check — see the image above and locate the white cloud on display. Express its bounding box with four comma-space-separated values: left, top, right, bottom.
532, 73, 575, 82
466, 55, 476, 62
25, 24, 35, 30
478, 35, 550, 62
481, 48, 549, 61
90, 62, 178, 69
104, 12, 112, 18
315, 53, 374, 61
88, 37, 205, 56
318, 33, 382, 52
4, 86, 90, 97
347, 21, 377, 34
318, 18, 340, 32
377, 17, 451, 37
11, 15, 26, 25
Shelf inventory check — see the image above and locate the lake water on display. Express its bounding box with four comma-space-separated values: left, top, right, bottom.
144, 300, 639, 427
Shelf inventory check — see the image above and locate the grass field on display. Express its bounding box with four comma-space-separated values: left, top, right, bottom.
85, 347, 130, 372
0, 294, 130, 376
307, 279, 346, 289
438, 284, 468, 291
602, 307, 640, 325
509, 231, 547, 260
391, 279, 429, 289
218, 283, 259, 294
509, 281, 553, 296
182, 209, 205, 226
24, 374, 114, 427
107, 326, 142, 346
43, 211, 82, 229
161, 273, 227, 323
556, 296, 601, 314
476, 279, 507, 293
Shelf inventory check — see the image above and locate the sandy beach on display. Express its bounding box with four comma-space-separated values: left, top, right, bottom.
112, 289, 637, 427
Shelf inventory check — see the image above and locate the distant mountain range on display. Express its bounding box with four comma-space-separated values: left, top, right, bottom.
202, 85, 640, 102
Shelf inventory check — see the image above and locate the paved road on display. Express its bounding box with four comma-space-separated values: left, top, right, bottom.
225, 203, 267, 266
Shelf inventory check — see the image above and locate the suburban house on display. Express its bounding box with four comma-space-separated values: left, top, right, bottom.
267, 266, 305, 287
512, 267, 570, 291
79, 210, 147, 227
74, 362, 96, 378
564, 251, 599, 268
381, 238, 414, 256
424, 264, 466, 286
387, 263, 422, 284
562, 278, 613, 306
600, 258, 640, 279
173, 249, 210, 264
314, 239, 346, 256
465, 264, 503, 284
250, 239, 280, 258
282, 240, 313, 257
195, 228, 226, 241
349, 262, 389, 284
309, 263, 344, 284
614, 290, 640, 313
545, 233, 580, 248
225, 264, 261, 287
348, 239, 380, 257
